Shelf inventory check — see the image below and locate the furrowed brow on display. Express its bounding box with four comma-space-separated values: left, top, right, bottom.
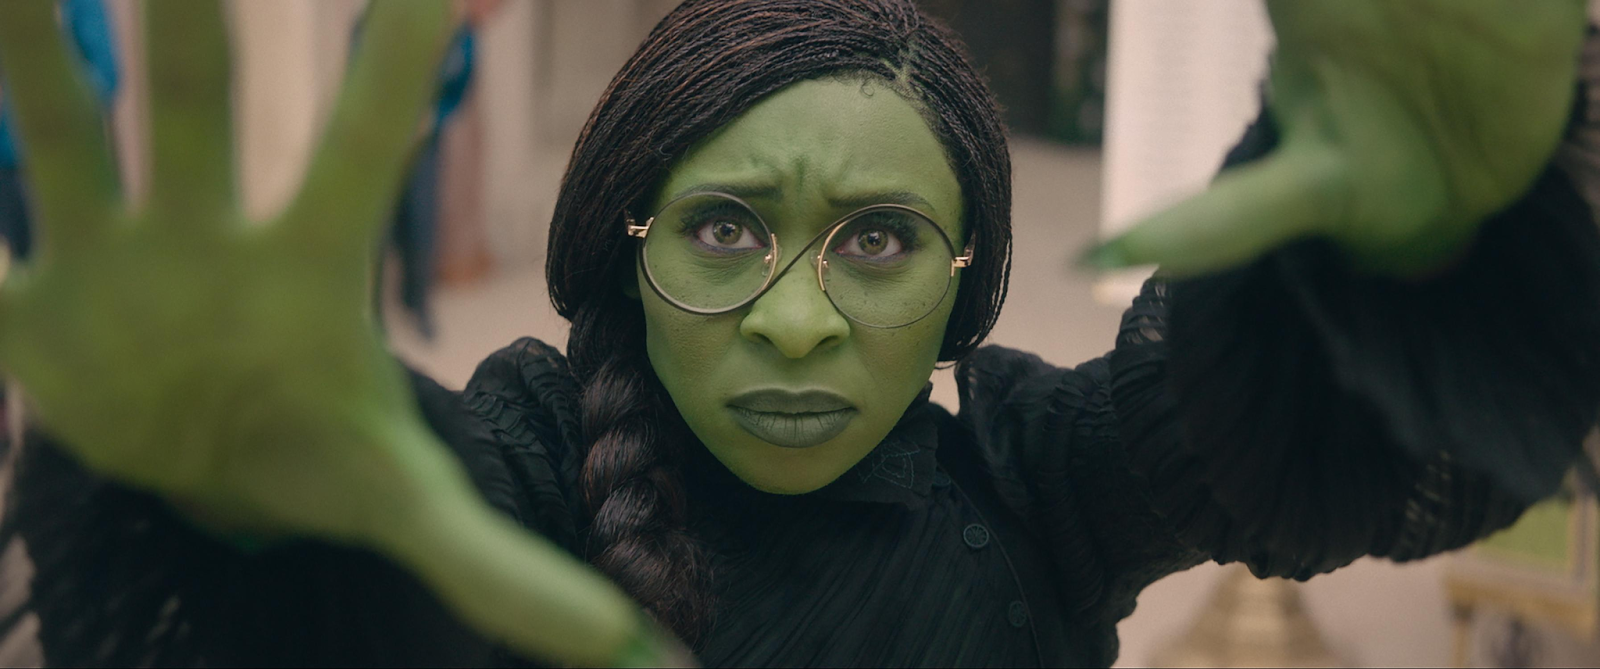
828, 190, 935, 212
670, 182, 784, 202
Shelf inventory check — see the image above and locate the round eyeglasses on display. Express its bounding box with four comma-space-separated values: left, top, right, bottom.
626, 192, 973, 328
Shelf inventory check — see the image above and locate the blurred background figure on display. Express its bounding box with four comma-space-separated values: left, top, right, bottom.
379, 20, 469, 340
366, 0, 504, 340
433, 1, 505, 292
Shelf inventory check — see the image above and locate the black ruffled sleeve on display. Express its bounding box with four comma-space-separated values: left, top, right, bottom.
1130, 104, 1600, 576
459, 337, 588, 552
957, 103, 1600, 634
0, 355, 583, 667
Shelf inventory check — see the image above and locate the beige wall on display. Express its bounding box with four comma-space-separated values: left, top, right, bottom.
221, 0, 678, 264
481, 0, 678, 266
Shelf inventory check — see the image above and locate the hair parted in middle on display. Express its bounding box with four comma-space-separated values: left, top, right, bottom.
543, 0, 1013, 646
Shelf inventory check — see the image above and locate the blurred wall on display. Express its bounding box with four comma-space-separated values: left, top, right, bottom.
221, 0, 677, 265
1095, 0, 1272, 305
492, 0, 678, 266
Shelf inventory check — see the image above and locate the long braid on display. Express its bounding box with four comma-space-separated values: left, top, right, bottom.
546, 0, 1016, 644
567, 296, 712, 645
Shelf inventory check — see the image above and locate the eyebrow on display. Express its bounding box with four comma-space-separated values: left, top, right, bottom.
669, 183, 936, 213
669, 182, 783, 202
828, 190, 935, 213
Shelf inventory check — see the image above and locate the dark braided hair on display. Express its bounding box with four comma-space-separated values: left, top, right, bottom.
548, 0, 1013, 645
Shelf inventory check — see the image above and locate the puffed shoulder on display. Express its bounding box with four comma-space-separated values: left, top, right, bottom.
956, 107, 1600, 588
460, 336, 588, 552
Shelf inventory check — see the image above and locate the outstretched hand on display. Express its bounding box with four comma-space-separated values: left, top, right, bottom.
1089, 0, 1589, 277
0, 3, 682, 666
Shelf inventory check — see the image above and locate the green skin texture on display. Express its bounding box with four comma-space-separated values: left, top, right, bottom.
640, 78, 965, 495
0, 0, 1586, 666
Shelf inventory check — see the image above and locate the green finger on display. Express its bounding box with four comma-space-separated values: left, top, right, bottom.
611, 615, 698, 668
0, 1, 120, 253
377, 454, 657, 666
147, 0, 236, 222
278, 1, 452, 260
1083, 142, 1346, 278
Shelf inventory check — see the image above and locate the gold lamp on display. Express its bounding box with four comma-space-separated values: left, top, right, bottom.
1149, 564, 1350, 668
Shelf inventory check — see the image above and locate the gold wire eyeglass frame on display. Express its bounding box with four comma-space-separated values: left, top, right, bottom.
625, 192, 975, 328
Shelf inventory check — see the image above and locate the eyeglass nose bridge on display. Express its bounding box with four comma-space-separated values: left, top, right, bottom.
809, 233, 832, 294
762, 227, 837, 300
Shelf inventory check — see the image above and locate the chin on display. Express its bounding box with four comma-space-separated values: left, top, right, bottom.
744, 476, 830, 496
724, 448, 853, 496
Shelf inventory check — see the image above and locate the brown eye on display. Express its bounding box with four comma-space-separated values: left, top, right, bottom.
694, 218, 763, 250
713, 221, 743, 245
836, 226, 902, 258
857, 229, 889, 256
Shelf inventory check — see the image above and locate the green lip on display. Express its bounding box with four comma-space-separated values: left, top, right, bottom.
728, 407, 857, 449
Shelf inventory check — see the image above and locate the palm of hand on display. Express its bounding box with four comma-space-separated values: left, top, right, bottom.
0, 3, 668, 666
1101, 0, 1588, 276
5, 224, 406, 534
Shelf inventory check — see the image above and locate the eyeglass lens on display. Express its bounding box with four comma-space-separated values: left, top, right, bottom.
641, 193, 776, 311
821, 209, 956, 327
639, 193, 957, 327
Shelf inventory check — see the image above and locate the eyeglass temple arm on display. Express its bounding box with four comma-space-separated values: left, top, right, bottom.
626, 215, 652, 239
951, 243, 975, 276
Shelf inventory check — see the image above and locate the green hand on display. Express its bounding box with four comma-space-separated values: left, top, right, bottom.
0, 3, 685, 666
1090, 0, 1589, 277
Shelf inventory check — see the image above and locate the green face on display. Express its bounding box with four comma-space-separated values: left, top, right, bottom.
637, 77, 967, 494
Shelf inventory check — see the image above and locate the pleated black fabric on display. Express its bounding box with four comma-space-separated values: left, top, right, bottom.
5, 109, 1600, 666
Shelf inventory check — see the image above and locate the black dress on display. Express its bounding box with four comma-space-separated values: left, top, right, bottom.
6, 109, 1600, 668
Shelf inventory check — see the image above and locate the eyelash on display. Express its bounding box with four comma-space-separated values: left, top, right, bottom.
674, 205, 929, 258
676, 203, 758, 235
842, 215, 923, 255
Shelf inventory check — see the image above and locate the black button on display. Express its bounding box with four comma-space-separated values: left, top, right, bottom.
962, 523, 990, 549
933, 470, 952, 488
1008, 600, 1028, 628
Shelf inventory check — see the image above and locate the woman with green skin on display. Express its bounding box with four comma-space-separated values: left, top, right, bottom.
0, 0, 1597, 666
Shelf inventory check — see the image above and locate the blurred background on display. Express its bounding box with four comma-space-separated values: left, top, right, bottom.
4, 0, 1600, 666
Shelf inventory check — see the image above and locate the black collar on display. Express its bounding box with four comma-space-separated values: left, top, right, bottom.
811, 383, 940, 508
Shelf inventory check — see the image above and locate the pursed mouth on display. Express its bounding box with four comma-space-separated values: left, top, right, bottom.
727, 406, 858, 449
726, 388, 855, 414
